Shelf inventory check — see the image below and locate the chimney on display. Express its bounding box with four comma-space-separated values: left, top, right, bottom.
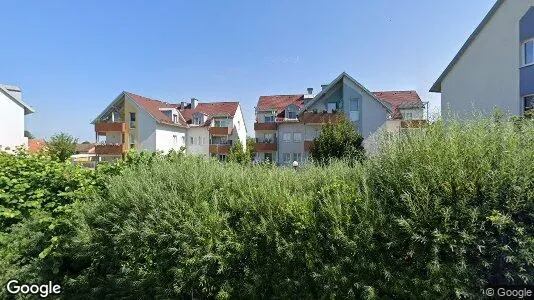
321, 84, 328, 91
191, 98, 198, 109
180, 101, 185, 109
307, 88, 313, 95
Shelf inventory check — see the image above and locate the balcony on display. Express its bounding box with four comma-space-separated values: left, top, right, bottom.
95, 122, 126, 133
209, 144, 231, 154
255, 142, 277, 152
94, 144, 126, 155
254, 122, 278, 131
304, 140, 315, 152
209, 126, 232, 135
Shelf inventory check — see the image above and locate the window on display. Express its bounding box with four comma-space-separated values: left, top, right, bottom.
350, 97, 360, 122
282, 132, 291, 142
173, 114, 178, 123
286, 105, 297, 119
327, 102, 337, 113
214, 119, 229, 127
293, 153, 302, 162
525, 95, 534, 111
283, 153, 291, 162
265, 115, 275, 123
218, 154, 227, 162
264, 153, 273, 162
523, 40, 534, 66
130, 132, 136, 148
173, 135, 178, 144
293, 132, 302, 142
403, 112, 413, 120
193, 115, 203, 125
130, 112, 136, 128
264, 133, 274, 143
190, 137, 194, 145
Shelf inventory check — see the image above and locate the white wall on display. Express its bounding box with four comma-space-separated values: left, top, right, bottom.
136, 102, 158, 151
0, 91, 27, 150
105, 132, 122, 144
232, 104, 248, 150
185, 126, 210, 156
155, 124, 187, 153
441, 0, 534, 118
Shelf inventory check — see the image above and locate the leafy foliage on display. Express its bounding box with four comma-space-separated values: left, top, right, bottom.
24, 130, 34, 139
1, 117, 533, 299
46, 132, 77, 162
310, 117, 364, 164
227, 140, 250, 165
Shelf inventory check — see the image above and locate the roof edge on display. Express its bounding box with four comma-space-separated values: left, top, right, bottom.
0, 86, 35, 114
430, 0, 505, 93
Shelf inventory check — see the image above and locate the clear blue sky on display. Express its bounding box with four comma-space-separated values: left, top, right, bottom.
0, 0, 496, 141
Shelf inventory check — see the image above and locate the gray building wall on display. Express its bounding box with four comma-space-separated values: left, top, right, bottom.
520, 7, 534, 99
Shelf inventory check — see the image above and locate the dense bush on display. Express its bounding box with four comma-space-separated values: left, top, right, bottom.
1, 117, 533, 299
310, 117, 365, 164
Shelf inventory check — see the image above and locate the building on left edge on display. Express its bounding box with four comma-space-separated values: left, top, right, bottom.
92, 91, 247, 161
0, 84, 35, 152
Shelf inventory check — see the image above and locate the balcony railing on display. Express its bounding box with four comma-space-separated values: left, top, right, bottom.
94, 144, 126, 155
255, 141, 277, 152
209, 126, 232, 135
254, 122, 278, 131
209, 144, 231, 154
95, 122, 126, 133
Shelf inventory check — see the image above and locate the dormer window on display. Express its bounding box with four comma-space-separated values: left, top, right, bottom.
523, 39, 534, 66
286, 105, 297, 119
193, 114, 203, 125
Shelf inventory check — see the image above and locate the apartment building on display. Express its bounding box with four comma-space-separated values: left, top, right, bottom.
431, 0, 534, 118
92, 91, 247, 161
254, 72, 427, 164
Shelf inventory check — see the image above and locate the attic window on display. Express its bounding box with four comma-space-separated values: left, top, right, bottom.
193, 114, 203, 125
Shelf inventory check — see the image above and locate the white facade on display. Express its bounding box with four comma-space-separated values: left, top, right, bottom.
0, 85, 34, 151
232, 104, 248, 150
155, 124, 187, 153
435, 0, 534, 118
186, 126, 210, 156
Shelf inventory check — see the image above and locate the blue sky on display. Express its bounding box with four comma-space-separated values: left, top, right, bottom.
1, 0, 496, 141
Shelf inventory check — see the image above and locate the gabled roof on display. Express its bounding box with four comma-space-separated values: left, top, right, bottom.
300, 72, 391, 114
0, 84, 35, 115
373, 91, 424, 119
256, 95, 304, 113
179, 102, 239, 126
430, 0, 505, 93
125, 92, 188, 127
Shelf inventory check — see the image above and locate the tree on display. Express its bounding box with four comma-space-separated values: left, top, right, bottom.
227, 140, 250, 164
309, 117, 364, 164
246, 137, 256, 162
24, 130, 34, 139
47, 133, 78, 162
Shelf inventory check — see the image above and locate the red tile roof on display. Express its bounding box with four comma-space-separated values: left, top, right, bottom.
125, 92, 188, 127
28, 139, 46, 154
179, 102, 239, 126
256, 95, 304, 115
125, 92, 239, 127
373, 91, 423, 119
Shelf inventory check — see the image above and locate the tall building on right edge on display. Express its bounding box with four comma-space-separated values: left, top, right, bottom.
430, 0, 534, 118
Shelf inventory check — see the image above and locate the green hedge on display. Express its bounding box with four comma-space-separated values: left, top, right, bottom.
2, 118, 534, 299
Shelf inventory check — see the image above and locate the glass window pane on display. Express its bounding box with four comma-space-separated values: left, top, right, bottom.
327, 102, 337, 113
525, 41, 533, 65
350, 98, 360, 110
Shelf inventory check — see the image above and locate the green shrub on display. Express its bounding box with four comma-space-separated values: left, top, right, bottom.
2, 117, 533, 299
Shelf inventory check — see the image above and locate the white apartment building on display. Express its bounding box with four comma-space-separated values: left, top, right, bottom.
0, 84, 35, 151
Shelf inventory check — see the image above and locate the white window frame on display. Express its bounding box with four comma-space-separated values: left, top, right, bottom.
522, 38, 534, 67
282, 132, 291, 142
327, 102, 337, 113
293, 132, 302, 142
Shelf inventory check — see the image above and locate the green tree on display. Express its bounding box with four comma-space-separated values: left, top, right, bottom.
47, 132, 77, 161
24, 130, 34, 139
227, 140, 249, 164
310, 117, 364, 164
246, 136, 256, 162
